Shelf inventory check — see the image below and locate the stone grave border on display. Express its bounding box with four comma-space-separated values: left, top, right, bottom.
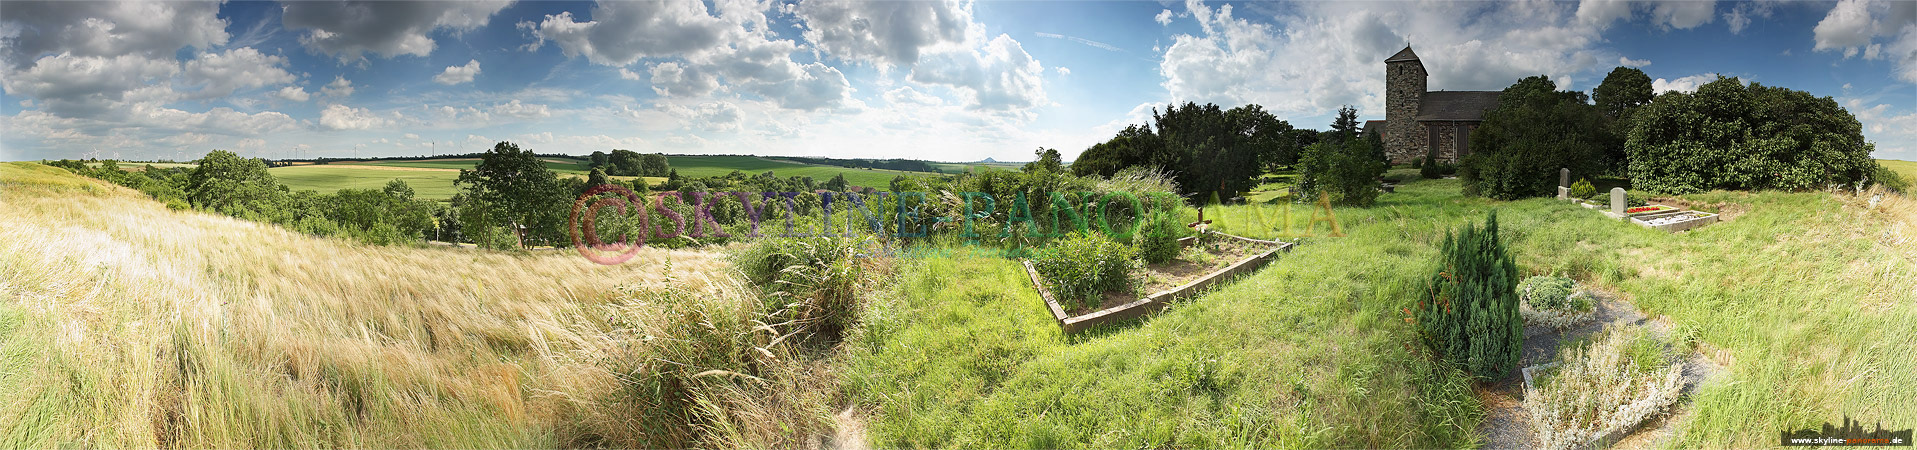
1554, 170, 1719, 234
1023, 232, 1294, 334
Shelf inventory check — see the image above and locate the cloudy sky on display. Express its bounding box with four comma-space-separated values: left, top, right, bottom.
1, 0, 1913, 163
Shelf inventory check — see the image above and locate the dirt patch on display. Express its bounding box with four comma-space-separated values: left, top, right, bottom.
1067, 236, 1272, 316
1475, 291, 1727, 449
820, 406, 870, 450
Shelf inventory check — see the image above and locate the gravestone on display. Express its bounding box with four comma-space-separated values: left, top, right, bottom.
1558, 168, 1571, 200
1610, 188, 1626, 215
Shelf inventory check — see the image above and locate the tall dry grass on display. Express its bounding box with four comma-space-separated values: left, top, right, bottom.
0, 162, 837, 448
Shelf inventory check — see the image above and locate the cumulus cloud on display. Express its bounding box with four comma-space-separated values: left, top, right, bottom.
273, 86, 311, 102
1576, 0, 1717, 30
1056, 66, 1071, 76
910, 34, 1046, 114
183, 47, 296, 99
282, 1, 513, 62
1, 52, 180, 117
1651, 73, 1722, 93
1156, 9, 1175, 26
322, 76, 355, 98
520, 1, 731, 67
665, 101, 744, 133
319, 104, 391, 130
0, 0, 228, 69
794, 0, 971, 69
1619, 56, 1651, 67
434, 59, 481, 85
1813, 0, 1917, 81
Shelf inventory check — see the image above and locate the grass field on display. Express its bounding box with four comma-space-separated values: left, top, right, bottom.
846, 174, 1917, 447
0, 161, 746, 447
1881, 159, 1917, 185
11, 156, 1916, 447
269, 165, 465, 200
666, 155, 930, 188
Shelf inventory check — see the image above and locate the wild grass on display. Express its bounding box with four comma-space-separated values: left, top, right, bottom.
0, 161, 823, 448
847, 169, 1917, 447
1524, 325, 1684, 450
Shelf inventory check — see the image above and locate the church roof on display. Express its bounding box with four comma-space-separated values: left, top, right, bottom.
1385, 45, 1420, 63
1361, 120, 1386, 136
1416, 91, 1502, 121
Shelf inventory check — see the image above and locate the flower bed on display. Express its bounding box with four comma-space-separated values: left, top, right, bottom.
1023, 232, 1291, 333
1623, 205, 1676, 216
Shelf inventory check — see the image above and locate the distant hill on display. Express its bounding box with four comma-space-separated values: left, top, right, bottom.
978, 157, 999, 163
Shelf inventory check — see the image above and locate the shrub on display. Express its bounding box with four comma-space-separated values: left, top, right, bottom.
1523, 325, 1683, 450
1295, 139, 1387, 206
1518, 276, 1595, 330
1415, 211, 1521, 379
1460, 76, 1612, 200
1134, 210, 1187, 265
1420, 146, 1443, 179
731, 236, 873, 343
1627, 76, 1877, 194
1872, 162, 1911, 193
1569, 179, 1596, 199
1032, 232, 1138, 310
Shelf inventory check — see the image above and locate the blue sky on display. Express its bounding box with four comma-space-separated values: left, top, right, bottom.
2, 0, 1913, 163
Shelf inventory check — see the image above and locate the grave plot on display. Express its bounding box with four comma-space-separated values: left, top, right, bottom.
1633, 210, 1720, 233
1023, 232, 1292, 333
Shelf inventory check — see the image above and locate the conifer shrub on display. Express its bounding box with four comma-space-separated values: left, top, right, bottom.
1415, 211, 1522, 379
1033, 232, 1137, 310
1420, 146, 1443, 179
1569, 179, 1596, 199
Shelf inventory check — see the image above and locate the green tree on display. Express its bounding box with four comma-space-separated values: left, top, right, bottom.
587, 167, 610, 188
1592, 67, 1654, 119
1460, 75, 1613, 199
641, 153, 671, 177
455, 142, 570, 247
1294, 138, 1386, 206
1626, 76, 1876, 194
1415, 211, 1521, 379
187, 150, 284, 217
589, 150, 609, 169
823, 173, 848, 192
608, 149, 643, 176
1024, 147, 1063, 174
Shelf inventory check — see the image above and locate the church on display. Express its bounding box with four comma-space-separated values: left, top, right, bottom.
1375, 45, 1502, 164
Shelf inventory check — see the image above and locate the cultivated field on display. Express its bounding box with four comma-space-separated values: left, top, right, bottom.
1881, 159, 1917, 185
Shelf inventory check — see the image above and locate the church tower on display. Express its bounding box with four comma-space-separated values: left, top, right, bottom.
1384, 45, 1425, 163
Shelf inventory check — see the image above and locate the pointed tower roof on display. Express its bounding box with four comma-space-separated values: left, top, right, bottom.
1385, 45, 1420, 63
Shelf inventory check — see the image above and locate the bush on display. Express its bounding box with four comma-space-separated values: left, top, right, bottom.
731, 236, 872, 343
1134, 210, 1187, 265
1032, 232, 1138, 310
1569, 179, 1596, 199
1627, 77, 1877, 194
1518, 275, 1595, 330
1460, 76, 1612, 200
1414, 211, 1521, 379
1295, 139, 1387, 206
1420, 147, 1443, 179
1523, 325, 1683, 450
1872, 162, 1911, 193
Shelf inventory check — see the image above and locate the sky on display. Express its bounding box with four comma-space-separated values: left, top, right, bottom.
1, 0, 1913, 163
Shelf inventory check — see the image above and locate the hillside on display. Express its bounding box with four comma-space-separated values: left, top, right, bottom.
0, 162, 736, 447
261, 155, 938, 200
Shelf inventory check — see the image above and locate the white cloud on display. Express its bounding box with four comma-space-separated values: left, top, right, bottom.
434, 59, 481, 85
319, 104, 391, 130
183, 47, 296, 99
668, 101, 743, 133
618, 67, 645, 80
1033, 32, 1122, 52
488, 99, 550, 119
794, 0, 972, 70
1057, 66, 1071, 76
1651, 73, 1721, 93
1813, 0, 1917, 81
1, 52, 180, 118
0, 1, 228, 69
910, 34, 1047, 114
521, 1, 732, 67
1156, 9, 1175, 26
273, 86, 311, 102
281, 1, 513, 62
1576, 0, 1717, 30
1848, 100, 1917, 159
322, 76, 355, 98
648, 61, 718, 96
1619, 56, 1651, 67
1815, 0, 1877, 52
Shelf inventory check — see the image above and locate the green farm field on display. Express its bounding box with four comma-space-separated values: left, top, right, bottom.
1880, 159, 1917, 185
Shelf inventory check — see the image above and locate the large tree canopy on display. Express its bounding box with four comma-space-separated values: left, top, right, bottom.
1626, 76, 1876, 194
1070, 102, 1293, 201
188, 150, 284, 217
456, 141, 570, 246
1461, 75, 1614, 200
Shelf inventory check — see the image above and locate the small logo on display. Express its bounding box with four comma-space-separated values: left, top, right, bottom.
1782, 416, 1913, 446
